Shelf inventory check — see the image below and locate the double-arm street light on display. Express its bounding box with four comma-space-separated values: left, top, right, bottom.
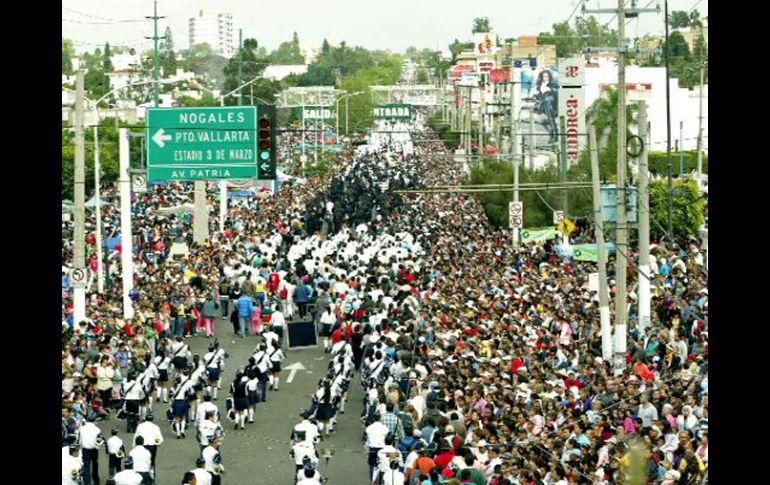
89, 78, 183, 294
335, 91, 365, 142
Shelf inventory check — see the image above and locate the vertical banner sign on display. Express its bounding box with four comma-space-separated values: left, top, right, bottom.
558, 58, 586, 164
509, 201, 523, 229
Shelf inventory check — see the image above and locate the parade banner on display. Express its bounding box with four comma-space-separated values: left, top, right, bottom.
521, 227, 559, 243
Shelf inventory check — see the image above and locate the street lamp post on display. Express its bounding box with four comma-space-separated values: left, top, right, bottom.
216, 75, 270, 232
335, 91, 363, 143
88, 79, 182, 295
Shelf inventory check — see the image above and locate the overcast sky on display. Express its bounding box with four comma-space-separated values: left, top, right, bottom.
63, 0, 707, 55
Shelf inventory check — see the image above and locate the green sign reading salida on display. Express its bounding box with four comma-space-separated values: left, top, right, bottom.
146, 106, 258, 181
374, 104, 413, 120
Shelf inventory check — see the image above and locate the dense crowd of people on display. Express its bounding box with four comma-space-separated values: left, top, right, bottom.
62, 104, 707, 485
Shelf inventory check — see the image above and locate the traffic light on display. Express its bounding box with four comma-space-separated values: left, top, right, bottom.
257, 105, 276, 180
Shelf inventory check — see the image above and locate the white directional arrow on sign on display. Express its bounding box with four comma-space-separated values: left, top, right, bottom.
152, 128, 172, 148
284, 362, 306, 384
260, 163, 271, 172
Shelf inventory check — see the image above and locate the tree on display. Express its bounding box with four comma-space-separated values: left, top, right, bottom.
321, 39, 331, 55
689, 10, 703, 28
416, 69, 429, 83
62, 38, 75, 74
160, 27, 178, 77
448, 39, 474, 63
668, 10, 691, 29
181, 43, 228, 87
649, 179, 704, 241
472, 17, 491, 34
223, 38, 269, 105
539, 21, 581, 58
103, 42, 114, 72
269, 32, 305, 64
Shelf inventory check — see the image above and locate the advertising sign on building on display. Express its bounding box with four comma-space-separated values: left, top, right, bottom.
474, 32, 497, 55
490, 69, 511, 83
558, 58, 586, 164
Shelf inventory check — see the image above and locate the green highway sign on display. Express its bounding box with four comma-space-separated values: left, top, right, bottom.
146, 106, 259, 181
373, 103, 413, 120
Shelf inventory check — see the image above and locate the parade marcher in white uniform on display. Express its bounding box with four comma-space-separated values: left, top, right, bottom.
61, 444, 82, 485
107, 427, 126, 479
128, 436, 153, 484
202, 436, 225, 485
79, 414, 105, 485
191, 456, 213, 485
112, 457, 143, 485
133, 412, 163, 473
268, 339, 286, 391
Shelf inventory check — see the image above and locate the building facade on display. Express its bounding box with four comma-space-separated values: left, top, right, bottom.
188, 10, 235, 57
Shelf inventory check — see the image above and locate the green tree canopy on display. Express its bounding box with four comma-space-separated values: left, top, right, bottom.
472, 17, 492, 33
269, 32, 305, 64
160, 27, 178, 77
668, 10, 692, 28
62, 38, 75, 75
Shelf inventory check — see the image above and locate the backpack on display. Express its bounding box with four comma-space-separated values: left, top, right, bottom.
279, 286, 288, 300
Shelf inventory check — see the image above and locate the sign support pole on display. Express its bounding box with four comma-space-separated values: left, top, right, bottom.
119, 128, 135, 320
590, 125, 612, 361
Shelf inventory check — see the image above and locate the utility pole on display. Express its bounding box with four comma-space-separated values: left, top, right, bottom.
93, 125, 104, 294
637, 102, 651, 334
665, 0, 674, 241
510, 63, 521, 247
696, 32, 705, 181
238, 29, 243, 106
145, 0, 165, 107
590, 126, 612, 361
479, 81, 485, 154
528, 106, 534, 170
193, 179, 209, 245
217, 32, 245, 235
119, 129, 134, 320
73, 70, 86, 324
613, 0, 629, 374
584, 0, 659, 374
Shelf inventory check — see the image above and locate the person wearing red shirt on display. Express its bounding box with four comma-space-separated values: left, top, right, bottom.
564, 372, 584, 391
331, 327, 344, 345
433, 443, 456, 469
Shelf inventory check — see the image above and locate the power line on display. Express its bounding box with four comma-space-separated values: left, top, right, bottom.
62, 17, 143, 25
62, 6, 142, 23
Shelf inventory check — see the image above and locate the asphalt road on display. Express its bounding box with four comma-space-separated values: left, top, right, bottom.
90, 316, 372, 485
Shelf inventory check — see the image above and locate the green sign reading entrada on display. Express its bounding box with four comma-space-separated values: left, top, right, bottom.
373, 104, 413, 120
146, 106, 258, 181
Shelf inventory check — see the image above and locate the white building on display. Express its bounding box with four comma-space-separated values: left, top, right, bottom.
584, 62, 708, 153
188, 10, 235, 57
110, 53, 140, 72
262, 65, 308, 81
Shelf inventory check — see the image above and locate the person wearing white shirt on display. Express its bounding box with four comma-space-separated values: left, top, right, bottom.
290, 434, 318, 472
365, 414, 390, 480
293, 413, 320, 445
134, 412, 163, 472
296, 466, 323, 485
106, 427, 125, 479
196, 394, 219, 426
112, 457, 143, 485
270, 308, 286, 347
128, 437, 153, 483
202, 437, 225, 484
191, 457, 213, 485
171, 373, 195, 438
381, 463, 406, 485
79, 416, 104, 485
198, 412, 223, 452
61, 445, 82, 485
